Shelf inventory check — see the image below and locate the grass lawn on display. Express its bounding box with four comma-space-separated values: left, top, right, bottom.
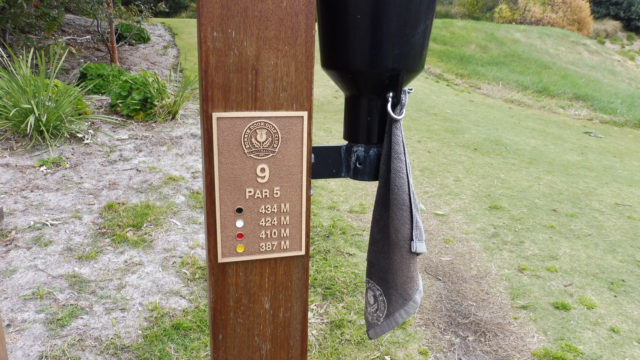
428, 19, 640, 127
152, 18, 199, 75
151, 18, 640, 359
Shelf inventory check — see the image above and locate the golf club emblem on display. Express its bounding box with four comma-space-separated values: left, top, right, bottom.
365, 279, 387, 325
242, 120, 281, 159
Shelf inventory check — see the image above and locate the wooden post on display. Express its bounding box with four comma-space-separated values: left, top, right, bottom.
197, 1, 315, 359
0, 314, 7, 360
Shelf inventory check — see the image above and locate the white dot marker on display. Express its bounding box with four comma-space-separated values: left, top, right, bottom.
235, 219, 244, 228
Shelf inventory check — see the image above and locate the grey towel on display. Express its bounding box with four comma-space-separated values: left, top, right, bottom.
365, 89, 426, 340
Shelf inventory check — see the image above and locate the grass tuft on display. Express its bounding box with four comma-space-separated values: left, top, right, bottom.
0, 45, 111, 148
34, 155, 67, 169
577, 296, 597, 310
609, 325, 621, 334
47, 304, 85, 330
186, 191, 204, 210
545, 265, 559, 273
99, 201, 170, 247
552, 301, 572, 311
532, 342, 584, 360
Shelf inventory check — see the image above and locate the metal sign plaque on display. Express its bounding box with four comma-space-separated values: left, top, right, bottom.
212, 112, 308, 263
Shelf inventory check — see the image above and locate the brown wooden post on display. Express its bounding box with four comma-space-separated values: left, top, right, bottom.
0, 314, 7, 360
197, 0, 315, 359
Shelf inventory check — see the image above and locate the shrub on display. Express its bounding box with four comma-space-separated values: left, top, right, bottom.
109, 71, 169, 121
518, 0, 593, 36
455, 0, 500, 20
157, 73, 198, 121
592, 18, 624, 39
0, 0, 65, 46
590, 0, 640, 33
77, 63, 127, 95
0, 46, 106, 148
115, 22, 151, 45
493, 3, 519, 24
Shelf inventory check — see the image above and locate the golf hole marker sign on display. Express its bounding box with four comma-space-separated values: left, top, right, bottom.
212, 111, 308, 263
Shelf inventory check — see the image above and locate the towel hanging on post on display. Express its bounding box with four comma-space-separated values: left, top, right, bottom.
365, 88, 426, 339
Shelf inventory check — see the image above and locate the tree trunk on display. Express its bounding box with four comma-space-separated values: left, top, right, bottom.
107, 0, 120, 66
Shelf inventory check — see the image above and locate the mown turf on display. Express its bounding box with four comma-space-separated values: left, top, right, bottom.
143, 18, 640, 359
428, 19, 640, 126
152, 18, 199, 76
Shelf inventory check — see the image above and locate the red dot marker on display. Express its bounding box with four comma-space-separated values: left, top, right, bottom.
236, 232, 245, 240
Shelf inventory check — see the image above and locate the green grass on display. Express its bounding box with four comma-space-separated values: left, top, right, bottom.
152, 18, 199, 76
577, 295, 598, 310
63, 272, 92, 293
99, 201, 171, 247
428, 20, 640, 126
47, 304, 85, 330
186, 191, 204, 210
552, 301, 573, 312
136, 18, 640, 359
34, 155, 67, 169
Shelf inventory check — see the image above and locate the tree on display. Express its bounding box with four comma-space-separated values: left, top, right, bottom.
121, 0, 195, 17
0, 0, 65, 46
590, 0, 640, 33
64, 0, 152, 66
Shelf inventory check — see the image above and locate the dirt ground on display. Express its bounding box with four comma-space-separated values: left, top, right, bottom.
1, 15, 538, 360
1, 17, 201, 359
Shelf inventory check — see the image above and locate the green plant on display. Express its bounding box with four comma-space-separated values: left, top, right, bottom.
34, 155, 67, 169
488, 203, 504, 210
77, 63, 127, 95
32, 233, 52, 247
115, 22, 151, 45
157, 72, 198, 121
626, 33, 637, 42
186, 191, 204, 210
47, 304, 85, 330
63, 272, 91, 292
163, 173, 185, 185
545, 265, 559, 273
20, 285, 54, 300
0, 46, 109, 148
618, 49, 636, 61
0, 0, 65, 46
76, 248, 100, 261
99, 201, 169, 247
456, 0, 500, 20
109, 71, 169, 121
591, 0, 640, 33
596, 36, 606, 45
552, 301, 572, 311
609, 325, 621, 334
418, 347, 431, 357
577, 295, 597, 310
609, 34, 623, 45
532, 342, 584, 360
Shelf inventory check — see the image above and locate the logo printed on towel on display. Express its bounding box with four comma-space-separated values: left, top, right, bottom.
365, 279, 387, 325
242, 120, 281, 159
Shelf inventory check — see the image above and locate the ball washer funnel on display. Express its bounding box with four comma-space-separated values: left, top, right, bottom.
311, 0, 437, 182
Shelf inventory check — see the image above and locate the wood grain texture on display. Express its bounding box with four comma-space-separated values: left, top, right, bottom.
197, 0, 315, 359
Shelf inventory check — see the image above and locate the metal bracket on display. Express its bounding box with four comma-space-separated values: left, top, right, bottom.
311, 143, 382, 181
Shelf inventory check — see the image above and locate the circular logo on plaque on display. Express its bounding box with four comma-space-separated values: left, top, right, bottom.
365, 279, 387, 325
242, 120, 281, 159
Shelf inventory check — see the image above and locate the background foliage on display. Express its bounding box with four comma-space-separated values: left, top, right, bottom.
590, 0, 640, 33
438, 0, 594, 35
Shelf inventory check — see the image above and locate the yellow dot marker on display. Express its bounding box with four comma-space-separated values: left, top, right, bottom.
236, 244, 245, 253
